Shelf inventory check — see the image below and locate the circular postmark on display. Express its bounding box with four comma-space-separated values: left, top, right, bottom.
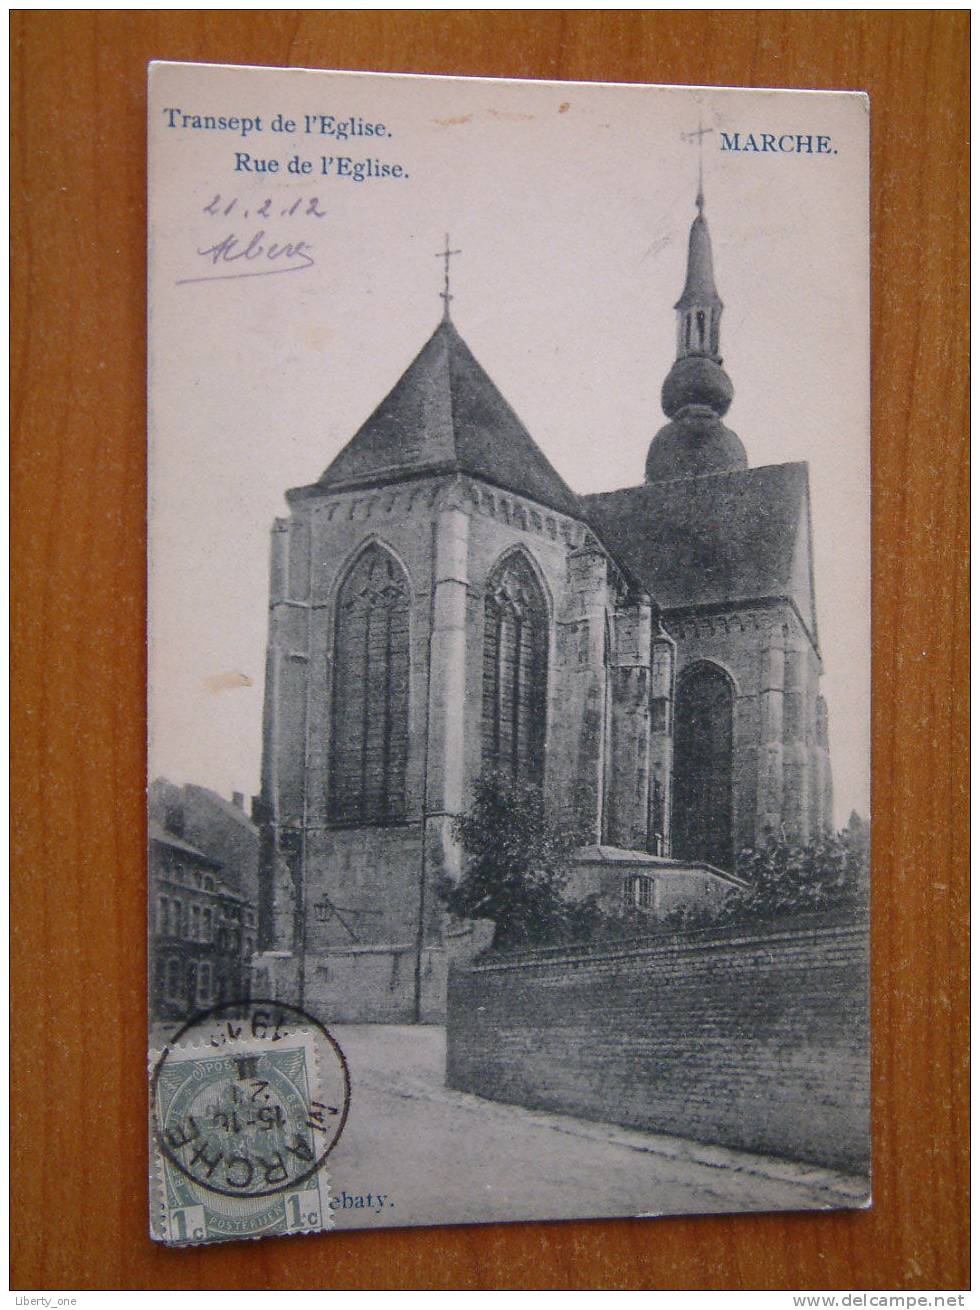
151, 999, 350, 1205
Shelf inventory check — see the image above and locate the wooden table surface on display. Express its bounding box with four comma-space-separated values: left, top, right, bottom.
10, 10, 969, 1292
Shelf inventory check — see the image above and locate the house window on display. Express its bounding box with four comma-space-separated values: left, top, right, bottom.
330, 543, 411, 825
197, 963, 212, 1007
482, 554, 548, 785
165, 957, 182, 1002
169, 899, 182, 938
157, 896, 167, 934
623, 875, 653, 911
190, 904, 201, 941
203, 908, 213, 942
203, 875, 214, 891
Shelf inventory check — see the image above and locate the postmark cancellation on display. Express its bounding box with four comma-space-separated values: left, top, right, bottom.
149, 1000, 350, 1245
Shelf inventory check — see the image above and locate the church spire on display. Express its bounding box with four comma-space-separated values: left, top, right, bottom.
674, 184, 723, 362
645, 178, 747, 483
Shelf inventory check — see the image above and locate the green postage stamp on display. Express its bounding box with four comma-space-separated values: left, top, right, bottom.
150, 1001, 350, 1245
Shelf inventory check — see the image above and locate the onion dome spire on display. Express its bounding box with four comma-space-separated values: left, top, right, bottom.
645, 182, 747, 483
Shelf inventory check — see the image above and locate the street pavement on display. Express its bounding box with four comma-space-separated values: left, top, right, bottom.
324, 1024, 869, 1232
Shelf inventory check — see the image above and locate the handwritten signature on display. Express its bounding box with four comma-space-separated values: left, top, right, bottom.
177, 230, 316, 285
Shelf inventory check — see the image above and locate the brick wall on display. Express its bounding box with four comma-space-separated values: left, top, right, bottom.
446, 915, 870, 1173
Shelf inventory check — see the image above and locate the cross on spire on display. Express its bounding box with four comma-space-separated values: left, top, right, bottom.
435, 234, 462, 319
682, 118, 714, 209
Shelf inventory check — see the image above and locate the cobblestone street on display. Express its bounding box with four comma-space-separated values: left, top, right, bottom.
325, 1025, 869, 1231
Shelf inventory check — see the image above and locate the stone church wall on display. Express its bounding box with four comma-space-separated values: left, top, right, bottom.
300, 924, 492, 1024
669, 604, 774, 854
302, 824, 425, 951
668, 601, 827, 854
259, 485, 442, 964
259, 473, 643, 988
446, 914, 870, 1173
262, 466, 843, 1030
258, 466, 836, 1028
457, 489, 582, 819
302, 943, 441, 1024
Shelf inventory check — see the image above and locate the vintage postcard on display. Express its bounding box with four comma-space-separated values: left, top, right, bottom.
148, 62, 871, 1243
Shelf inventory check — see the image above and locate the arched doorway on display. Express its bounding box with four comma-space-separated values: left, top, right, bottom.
672, 662, 735, 870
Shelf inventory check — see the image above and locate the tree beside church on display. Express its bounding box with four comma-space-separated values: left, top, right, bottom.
252, 192, 834, 1022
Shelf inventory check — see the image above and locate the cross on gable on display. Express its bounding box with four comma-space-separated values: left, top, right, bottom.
435, 234, 462, 318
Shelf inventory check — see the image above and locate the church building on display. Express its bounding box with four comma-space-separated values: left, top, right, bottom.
253, 188, 834, 1021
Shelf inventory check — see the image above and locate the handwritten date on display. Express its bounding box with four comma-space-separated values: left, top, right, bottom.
203, 194, 327, 220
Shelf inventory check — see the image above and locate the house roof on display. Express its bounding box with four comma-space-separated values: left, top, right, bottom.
572, 844, 748, 887
582, 461, 817, 643
183, 784, 258, 834
148, 820, 222, 867
310, 318, 582, 518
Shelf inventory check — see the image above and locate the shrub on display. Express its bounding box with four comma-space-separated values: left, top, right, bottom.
439, 770, 590, 950
661, 817, 870, 932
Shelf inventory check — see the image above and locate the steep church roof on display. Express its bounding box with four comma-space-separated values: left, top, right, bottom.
582, 461, 818, 645
312, 319, 581, 518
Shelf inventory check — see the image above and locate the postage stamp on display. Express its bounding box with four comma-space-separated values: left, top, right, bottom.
149, 1000, 350, 1245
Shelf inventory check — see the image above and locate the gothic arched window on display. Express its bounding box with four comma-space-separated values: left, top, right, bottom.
482, 554, 548, 785
672, 662, 735, 870
331, 543, 411, 825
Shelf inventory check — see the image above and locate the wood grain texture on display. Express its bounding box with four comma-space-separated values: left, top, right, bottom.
10, 10, 968, 1291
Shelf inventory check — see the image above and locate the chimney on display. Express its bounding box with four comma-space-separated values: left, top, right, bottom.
232, 791, 245, 810
165, 804, 185, 838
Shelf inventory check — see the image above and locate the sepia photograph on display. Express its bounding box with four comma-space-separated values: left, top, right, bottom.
147, 62, 871, 1245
